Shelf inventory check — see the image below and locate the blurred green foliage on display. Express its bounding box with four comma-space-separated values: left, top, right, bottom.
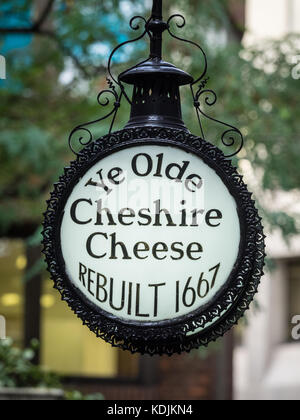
0, 0, 299, 241
0, 338, 105, 399
65, 390, 105, 401
0, 338, 60, 388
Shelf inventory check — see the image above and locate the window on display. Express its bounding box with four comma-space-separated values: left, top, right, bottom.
41, 277, 140, 379
287, 260, 300, 334
0, 240, 25, 347
0, 239, 140, 380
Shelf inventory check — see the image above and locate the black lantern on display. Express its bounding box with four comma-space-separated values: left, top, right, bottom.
42, 0, 265, 355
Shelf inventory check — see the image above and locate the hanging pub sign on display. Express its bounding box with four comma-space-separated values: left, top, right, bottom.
42, 0, 265, 355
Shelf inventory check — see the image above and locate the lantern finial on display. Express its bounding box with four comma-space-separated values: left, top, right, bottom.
148, 0, 167, 59
151, 0, 162, 20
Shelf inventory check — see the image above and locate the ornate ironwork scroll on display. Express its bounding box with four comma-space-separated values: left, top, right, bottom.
68, 2, 244, 158
43, 127, 265, 355
68, 16, 152, 156
44, 0, 264, 356
167, 14, 244, 158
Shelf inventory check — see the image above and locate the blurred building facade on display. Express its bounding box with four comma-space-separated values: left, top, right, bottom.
234, 0, 300, 401
0, 239, 232, 400
0, 0, 234, 401
1, 0, 299, 401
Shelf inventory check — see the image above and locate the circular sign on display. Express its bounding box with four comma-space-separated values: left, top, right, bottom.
43, 127, 265, 355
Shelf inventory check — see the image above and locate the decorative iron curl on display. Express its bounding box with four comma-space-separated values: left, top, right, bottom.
130, 15, 148, 31
167, 13, 244, 158
43, 126, 266, 356
68, 127, 93, 156
68, 6, 244, 158
68, 15, 151, 156
108, 16, 151, 105
167, 14, 208, 85
192, 88, 244, 158
68, 78, 121, 156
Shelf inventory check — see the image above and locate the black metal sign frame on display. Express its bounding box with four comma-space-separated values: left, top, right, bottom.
42, 126, 265, 355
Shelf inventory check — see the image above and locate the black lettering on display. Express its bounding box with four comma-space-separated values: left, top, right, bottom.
110, 232, 132, 260
171, 242, 184, 260
118, 208, 135, 226
127, 282, 133, 315
138, 208, 152, 226
179, 200, 187, 227
152, 242, 168, 260
95, 199, 116, 226
149, 283, 166, 317
85, 169, 112, 194
186, 243, 203, 260
185, 174, 203, 192
132, 153, 153, 177
86, 232, 107, 259
176, 281, 180, 313
88, 269, 95, 296
79, 263, 87, 286
109, 278, 126, 311
153, 153, 164, 177
191, 208, 205, 227
135, 284, 150, 317
154, 199, 176, 227
166, 161, 190, 182
210, 263, 221, 289
197, 273, 209, 298
133, 242, 150, 259
182, 277, 196, 308
206, 209, 223, 227
70, 199, 92, 225
96, 273, 108, 303
107, 167, 125, 185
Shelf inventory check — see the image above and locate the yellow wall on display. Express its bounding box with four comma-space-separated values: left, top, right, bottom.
0, 240, 24, 346
41, 278, 119, 377
0, 240, 138, 379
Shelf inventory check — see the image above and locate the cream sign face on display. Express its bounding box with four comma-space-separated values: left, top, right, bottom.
60, 145, 241, 322
43, 131, 265, 355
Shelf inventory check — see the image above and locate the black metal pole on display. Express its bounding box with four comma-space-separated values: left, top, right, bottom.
215, 331, 234, 400
24, 244, 42, 364
152, 0, 162, 19
149, 0, 167, 59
